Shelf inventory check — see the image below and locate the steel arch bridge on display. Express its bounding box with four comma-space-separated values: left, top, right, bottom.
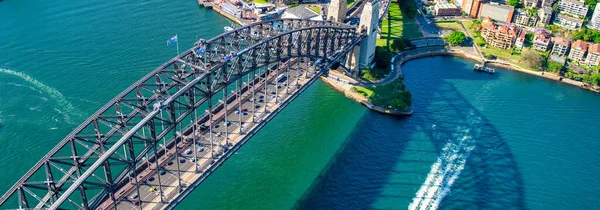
0, 19, 367, 210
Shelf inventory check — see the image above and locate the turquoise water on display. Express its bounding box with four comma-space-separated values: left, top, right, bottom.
2, 0, 600, 209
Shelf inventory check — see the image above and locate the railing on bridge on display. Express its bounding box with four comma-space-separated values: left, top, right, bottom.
0, 19, 366, 210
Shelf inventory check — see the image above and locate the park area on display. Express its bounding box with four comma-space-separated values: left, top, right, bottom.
351, 79, 412, 111
378, 0, 423, 46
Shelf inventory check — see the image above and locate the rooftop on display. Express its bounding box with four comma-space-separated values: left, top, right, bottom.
285, 6, 319, 19
589, 43, 600, 54
572, 40, 588, 51
553, 37, 570, 46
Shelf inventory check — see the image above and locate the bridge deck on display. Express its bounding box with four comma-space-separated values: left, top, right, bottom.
99, 60, 318, 210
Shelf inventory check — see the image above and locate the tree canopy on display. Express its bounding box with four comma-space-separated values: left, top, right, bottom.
570, 27, 600, 43
508, 0, 520, 7
374, 46, 392, 69
521, 50, 545, 70
446, 31, 467, 46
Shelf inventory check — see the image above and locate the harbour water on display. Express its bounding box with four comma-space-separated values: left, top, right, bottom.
2, 0, 600, 209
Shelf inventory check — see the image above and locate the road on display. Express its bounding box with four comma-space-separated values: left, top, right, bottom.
98, 59, 320, 210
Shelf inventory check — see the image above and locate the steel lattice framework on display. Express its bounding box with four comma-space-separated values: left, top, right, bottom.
0, 19, 366, 210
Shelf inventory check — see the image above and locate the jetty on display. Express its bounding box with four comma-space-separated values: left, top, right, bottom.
474, 63, 495, 74
198, 0, 213, 8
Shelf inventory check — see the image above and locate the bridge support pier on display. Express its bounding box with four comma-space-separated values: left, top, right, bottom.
357, 0, 380, 69
328, 0, 347, 22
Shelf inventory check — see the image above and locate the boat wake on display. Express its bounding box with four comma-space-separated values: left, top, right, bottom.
408, 111, 481, 210
0, 68, 81, 122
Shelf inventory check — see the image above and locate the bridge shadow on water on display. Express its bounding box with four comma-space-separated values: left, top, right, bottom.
293, 56, 526, 209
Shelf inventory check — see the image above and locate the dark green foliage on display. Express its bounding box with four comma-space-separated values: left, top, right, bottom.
508, 0, 520, 7
546, 61, 564, 72
521, 50, 546, 70
390, 39, 415, 52
374, 46, 392, 69
446, 31, 466, 46
397, 0, 418, 17
570, 27, 600, 43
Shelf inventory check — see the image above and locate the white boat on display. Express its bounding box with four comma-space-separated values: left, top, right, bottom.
224, 26, 234, 32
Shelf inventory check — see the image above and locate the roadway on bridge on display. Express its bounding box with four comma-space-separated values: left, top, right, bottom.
102, 59, 318, 210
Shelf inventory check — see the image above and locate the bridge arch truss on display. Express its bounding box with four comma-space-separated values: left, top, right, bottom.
0, 19, 365, 210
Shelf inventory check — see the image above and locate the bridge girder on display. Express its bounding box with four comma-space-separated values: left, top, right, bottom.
0, 19, 365, 210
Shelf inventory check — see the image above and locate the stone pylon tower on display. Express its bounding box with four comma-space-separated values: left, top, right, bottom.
328, 0, 347, 23
358, 0, 380, 68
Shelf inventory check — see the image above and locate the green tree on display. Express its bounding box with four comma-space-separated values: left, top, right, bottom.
546, 61, 564, 72
374, 46, 392, 69
390, 39, 415, 52
508, 0, 520, 7
446, 31, 467, 46
521, 50, 545, 69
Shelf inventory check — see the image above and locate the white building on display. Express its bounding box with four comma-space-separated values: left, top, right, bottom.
587, 3, 600, 30
558, 0, 589, 17
282, 6, 323, 21
554, 13, 584, 29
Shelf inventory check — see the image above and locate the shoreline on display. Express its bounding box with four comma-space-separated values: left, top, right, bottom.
321, 72, 413, 116
401, 50, 600, 93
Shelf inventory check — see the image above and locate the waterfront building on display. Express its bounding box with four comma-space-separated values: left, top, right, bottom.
533, 30, 552, 51
585, 43, 600, 66
221, 2, 241, 17
537, 6, 553, 27
478, 3, 515, 23
524, 0, 539, 7
553, 13, 585, 29
515, 9, 538, 27
551, 37, 571, 56
480, 17, 521, 49
568, 40, 588, 63
435, 2, 461, 16
587, 3, 600, 30
558, 0, 588, 17
282, 6, 323, 20
515, 31, 526, 49
461, 0, 484, 17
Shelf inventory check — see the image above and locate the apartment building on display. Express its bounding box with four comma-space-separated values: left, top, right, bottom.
540, 0, 557, 7
568, 40, 588, 63
533, 30, 552, 51
515, 9, 538, 27
554, 13, 585, 29
524, 0, 539, 7
537, 7, 553, 27
515, 31, 527, 49
558, 0, 588, 17
587, 3, 600, 30
480, 17, 521, 49
585, 43, 600, 66
461, 0, 485, 17
551, 37, 571, 56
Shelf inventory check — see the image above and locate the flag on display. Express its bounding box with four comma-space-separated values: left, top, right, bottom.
167, 35, 178, 46
195, 46, 206, 56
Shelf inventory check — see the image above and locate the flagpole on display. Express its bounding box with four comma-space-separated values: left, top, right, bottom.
176, 34, 180, 55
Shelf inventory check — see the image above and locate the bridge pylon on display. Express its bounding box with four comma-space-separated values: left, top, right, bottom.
328, 0, 347, 23
357, 0, 380, 68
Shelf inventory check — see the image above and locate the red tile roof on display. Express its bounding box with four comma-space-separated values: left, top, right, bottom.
571, 40, 588, 51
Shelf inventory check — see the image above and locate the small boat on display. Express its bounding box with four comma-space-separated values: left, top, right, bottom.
224, 26, 234, 32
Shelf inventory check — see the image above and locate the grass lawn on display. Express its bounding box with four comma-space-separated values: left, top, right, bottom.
435, 21, 463, 32
480, 47, 521, 62
347, 0, 356, 8
462, 20, 485, 46
352, 79, 409, 109
352, 86, 374, 98
379, 0, 423, 47
308, 5, 321, 14
252, 0, 269, 4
